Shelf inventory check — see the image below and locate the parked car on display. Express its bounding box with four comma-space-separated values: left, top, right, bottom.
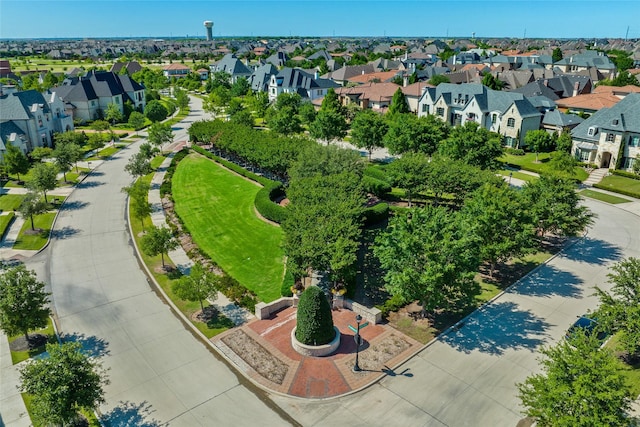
565, 316, 608, 342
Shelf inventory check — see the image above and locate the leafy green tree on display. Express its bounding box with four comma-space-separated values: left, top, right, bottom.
246, 91, 269, 118
267, 106, 303, 135
549, 150, 578, 176
386, 152, 430, 207
350, 109, 388, 160
298, 102, 317, 126
172, 262, 219, 312
274, 92, 302, 113
481, 73, 505, 90
521, 174, 595, 238
29, 147, 53, 162
288, 144, 364, 182
462, 184, 536, 277
525, 129, 554, 162
230, 77, 250, 97
105, 102, 123, 125
122, 180, 152, 229
0, 265, 50, 341
388, 88, 410, 115
147, 122, 174, 152
309, 110, 347, 144
384, 113, 447, 155
595, 257, 640, 358
28, 162, 57, 203
141, 225, 178, 268
226, 98, 244, 116
124, 152, 152, 178
128, 111, 146, 133
320, 88, 342, 114
518, 329, 630, 427
173, 87, 189, 109
18, 191, 49, 231
3, 142, 30, 182
86, 132, 106, 156
144, 100, 169, 122
552, 47, 563, 62
41, 71, 59, 90
207, 70, 231, 90
20, 341, 108, 427
374, 206, 481, 316
54, 131, 87, 147
440, 121, 503, 170
90, 120, 110, 132
203, 86, 231, 116
52, 142, 78, 181
428, 74, 450, 86
229, 109, 254, 128
555, 130, 573, 153
295, 286, 335, 345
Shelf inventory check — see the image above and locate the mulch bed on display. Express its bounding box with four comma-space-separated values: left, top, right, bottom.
9, 333, 48, 352
348, 333, 411, 371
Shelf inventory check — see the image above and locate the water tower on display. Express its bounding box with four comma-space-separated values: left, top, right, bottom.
204, 21, 214, 41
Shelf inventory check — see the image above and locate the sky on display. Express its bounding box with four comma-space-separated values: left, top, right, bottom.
1, 0, 639, 40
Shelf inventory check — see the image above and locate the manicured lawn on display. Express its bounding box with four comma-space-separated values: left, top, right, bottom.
0, 212, 15, 238
150, 155, 166, 170
21, 393, 101, 427
604, 333, 640, 398
0, 194, 24, 211
129, 174, 231, 338
13, 212, 56, 250
501, 152, 589, 181
579, 189, 631, 204
497, 169, 537, 183
172, 154, 285, 302
596, 175, 640, 199
9, 318, 57, 364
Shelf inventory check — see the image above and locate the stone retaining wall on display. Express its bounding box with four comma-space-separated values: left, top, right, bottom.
255, 296, 382, 324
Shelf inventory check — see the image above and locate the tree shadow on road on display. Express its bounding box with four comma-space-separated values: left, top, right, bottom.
508, 264, 584, 298
101, 401, 166, 427
440, 301, 550, 355
60, 200, 89, 211
76, 181, 105, 189
50, 226, 81, 240
62, 332, 110, 358
558, 237, 623, 266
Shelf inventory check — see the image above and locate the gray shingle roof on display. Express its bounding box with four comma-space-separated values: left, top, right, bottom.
0, 89, 50, 121
572, 93, 640, 141
0, 120, 26, 148
542, 109, 584, 127
213, 54, 252, 76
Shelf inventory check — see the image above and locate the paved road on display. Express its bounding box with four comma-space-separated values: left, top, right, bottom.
25, 98, 294, 426
270, 198, 640, 427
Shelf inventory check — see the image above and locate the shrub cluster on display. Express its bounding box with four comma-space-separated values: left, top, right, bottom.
362, 175, 391, 197
218, 273, 258, 312
612, 169, 640, 181
375, 293, 406, 317
362, 202, 389, 226
160, 148, 189, 199
504, 147, 525, 156
295, 286, 335, 346
593, 183, 640, 199
280, 268, 295, 297
255, 182, 288, 223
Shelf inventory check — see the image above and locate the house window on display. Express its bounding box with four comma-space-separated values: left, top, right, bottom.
504, 136, 515, 148
606, 133, 615, 142
492, 114, 497, 124
577, 149, 591, 162
436, 107, 444, 117
629, 136, 640, 147
422, 104, 429, 113
38, 119, 43, 127
507, 118, 515, 128
623, 156, 636, 170
271, 88, 276, 95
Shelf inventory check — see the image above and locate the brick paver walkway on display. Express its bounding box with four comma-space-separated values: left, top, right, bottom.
212, 306, 422, 398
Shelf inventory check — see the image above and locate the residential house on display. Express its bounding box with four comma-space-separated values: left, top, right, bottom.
0, 86, 73, 158
50, 71, 145, 122
265, 51, 289, 68
268, 68, 340, 102
162, 63, 191, 79
418, 83, 541, 147
554, 50, 617, 81
196, 68, 209, 80
571, 93, 640, 171
541, 109, 583, 134
209, 54, 253, 83
250, 63, 278, 92
346, 70, 401, 85
555, 92, 620, 117
335, 82, 400, 112
323, 65, 376, 86
110, 61, 142, 75
511, 75, 592, 100
401, 81, 434, 113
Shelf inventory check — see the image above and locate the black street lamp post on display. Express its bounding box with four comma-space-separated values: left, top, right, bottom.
353, 314, 363, 372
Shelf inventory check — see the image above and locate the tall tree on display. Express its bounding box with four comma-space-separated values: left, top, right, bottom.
147, 122, 174, 153
481, 73, 505, 90
555, 130, 573, 153
384, 113, 448, 155
440, 121, 503, 170
595, 257, 640, 358
86, 132, 106, 156
350, 109, 388, 160
230, 77, 250, 97
122, 180, 152, 229
3, 142, 30, 182
128, 111, 146, 134
298, 102, 317, 126
171, 262, 219, 312
428, 74, 450, 86
461, 183, 536, 277
388, 88, 410, 115
521, 174, 594, 238
0, 265, 50, 341
18, 191, 49, 231
374, 206, 481, 316
28, 162, 57, 203
267, 106, 302, 135
173, 87, 190, 109
52, 141, 78, 181
144, 100, 169, 122
309, 110, 347, 144
124, 152, 152, 178
386, 152, 430, 207
105, 102, 123, 125
247, 91, 270, 118
518, 329, 630, 427
141, 225, 178, 268
320, 88, 342, 114
19, 341, 108, 427
525, 129, 554, 162
552, 47, 563, 62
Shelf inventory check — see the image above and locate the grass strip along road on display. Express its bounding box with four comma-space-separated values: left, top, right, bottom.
172, 153, 285, 302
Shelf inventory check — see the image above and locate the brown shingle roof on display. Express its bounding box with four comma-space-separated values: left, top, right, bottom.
335, 82, 400, 102
347, 70, 400, 84
556, 93, 620, 111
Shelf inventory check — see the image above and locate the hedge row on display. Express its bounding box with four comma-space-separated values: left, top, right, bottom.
192, 144, 272, 186
362, 175, 391, 197
593, 183, 640, 199
160, 148, 190, 199
362, 202, 389, 226
255, 181, 288, 223
612, 169, 640, 181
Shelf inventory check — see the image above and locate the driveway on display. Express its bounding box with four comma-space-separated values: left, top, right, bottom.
25, 97, 293, 426
270, 198, 640, 426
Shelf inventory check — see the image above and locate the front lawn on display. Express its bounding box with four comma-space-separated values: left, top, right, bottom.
9, 317, 57, 364
13, 212, 56, 250
0, 194, 24, 211
0, 212, 15, 238
604, 333, 640, 398
497, 169, 537, 184
596, 175, 640, 199
579, 189, 632, 204
172, 154, 285, 302
501, 152, 589, 181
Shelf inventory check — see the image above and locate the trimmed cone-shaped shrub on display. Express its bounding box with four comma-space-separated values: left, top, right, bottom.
295, 286, 335, 346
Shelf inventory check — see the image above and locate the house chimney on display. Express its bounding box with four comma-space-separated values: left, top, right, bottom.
573, 81, 580, 97
543, 79, 548, 87
314, 70, 319, 79
403, 75, 408, 87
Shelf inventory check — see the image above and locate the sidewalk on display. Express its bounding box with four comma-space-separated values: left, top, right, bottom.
0, 331, 31, 427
